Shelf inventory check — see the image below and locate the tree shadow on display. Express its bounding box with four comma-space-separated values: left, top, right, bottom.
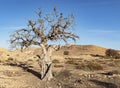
6, 62, 41, 80
89, 80, 117, 88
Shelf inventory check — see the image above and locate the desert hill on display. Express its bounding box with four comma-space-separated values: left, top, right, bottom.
18, 44, 107, 56
54, 44, 107, 56
0, 45, 111, 63
1, 44, 115, 56
0, 45, 120, 88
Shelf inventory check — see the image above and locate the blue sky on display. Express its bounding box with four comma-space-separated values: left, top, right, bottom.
0, 0, 120, 50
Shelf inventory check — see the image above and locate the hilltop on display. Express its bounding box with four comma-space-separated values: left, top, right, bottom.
54, 44, 106, 55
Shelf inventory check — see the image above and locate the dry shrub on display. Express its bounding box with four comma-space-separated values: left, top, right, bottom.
107, 62, 116, 67
76, 61, 103, 71
54, 64, 64, 68
5, 57, 14, 64
65, 59, 79, 65
106, 59, 120, 67
65, 57, 83, 60
115, 55, 120, 59
27, 59, 33, 61
54, 70, 76, 88
113, 60, 120, 66
7, 57, 14, 61
64, 51, 69, 55
0, 61, 1, 63
16, 54, 19, 57
62, 85, 74, 88
52, 59, 60, 63
65, 57, 82, 65
7, 54, 10, 56
3, 71, 22, 77
34, 56, 36, 58
90, 54, 104, 58
87, 62, 103, 70
105, 49, 120, 59
56, 70, 72, 78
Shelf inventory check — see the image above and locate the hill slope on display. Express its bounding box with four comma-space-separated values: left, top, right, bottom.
0, 45, 120, 88
54, 45, 107, 56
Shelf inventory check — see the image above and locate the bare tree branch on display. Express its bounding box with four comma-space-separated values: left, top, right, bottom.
10, 7, 79, 50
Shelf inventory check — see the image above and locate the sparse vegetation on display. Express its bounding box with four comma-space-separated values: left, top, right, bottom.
65, 57, 103, 71
52, 59, 60, 63
7, 57, 14, 61
0, 45, 120, 88
90, 54, 104, 58
0, 0, 120, 87
5, 57, 14, 62
56, 70, 72, 78
7, 54, 10, 56
65, 58, 79, 65
3, 71, 22, 77
105, 49, 120, 59
66, 60, 79, 65
27, 59, 33, 62
54, 64, 64, 68
113, 59, 120, 66
76, 61, 103, 71
63, 51, 69, 55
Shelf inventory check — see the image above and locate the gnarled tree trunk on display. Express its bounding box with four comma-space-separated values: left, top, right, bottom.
38, 44, 53, 81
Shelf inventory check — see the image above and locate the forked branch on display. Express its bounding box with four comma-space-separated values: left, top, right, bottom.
10, 7, 79, 50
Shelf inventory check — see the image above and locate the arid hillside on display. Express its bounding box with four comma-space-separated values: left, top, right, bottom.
54, 44, 106, 55
0, 45, 120, 88
19, 44, 106, 56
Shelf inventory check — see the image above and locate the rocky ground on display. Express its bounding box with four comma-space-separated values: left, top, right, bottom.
0, 45, 120, 88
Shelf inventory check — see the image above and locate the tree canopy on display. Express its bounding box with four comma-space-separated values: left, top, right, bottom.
10, 7, 79, 50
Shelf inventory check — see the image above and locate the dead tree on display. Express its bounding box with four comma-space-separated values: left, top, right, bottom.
10, 7, 79, 81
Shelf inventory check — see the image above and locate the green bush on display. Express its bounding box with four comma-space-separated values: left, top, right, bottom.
105, 49, 120, 59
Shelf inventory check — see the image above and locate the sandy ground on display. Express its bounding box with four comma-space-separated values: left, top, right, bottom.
0, 45, 120, 88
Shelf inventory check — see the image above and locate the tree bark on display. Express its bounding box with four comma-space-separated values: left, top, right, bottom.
39, 44, 53, 81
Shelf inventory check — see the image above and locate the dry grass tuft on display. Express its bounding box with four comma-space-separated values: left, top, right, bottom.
65, 60, 79, 65
65, 57, 82, 65
105, 49, 120, 59
76, 61, 103, 71
7, 57, 14, 61
56, 70, 72, 78
63, 51, 69, 55
52, 59, 60, 63
27, 59, 33, 61
54, 64, 64, 68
